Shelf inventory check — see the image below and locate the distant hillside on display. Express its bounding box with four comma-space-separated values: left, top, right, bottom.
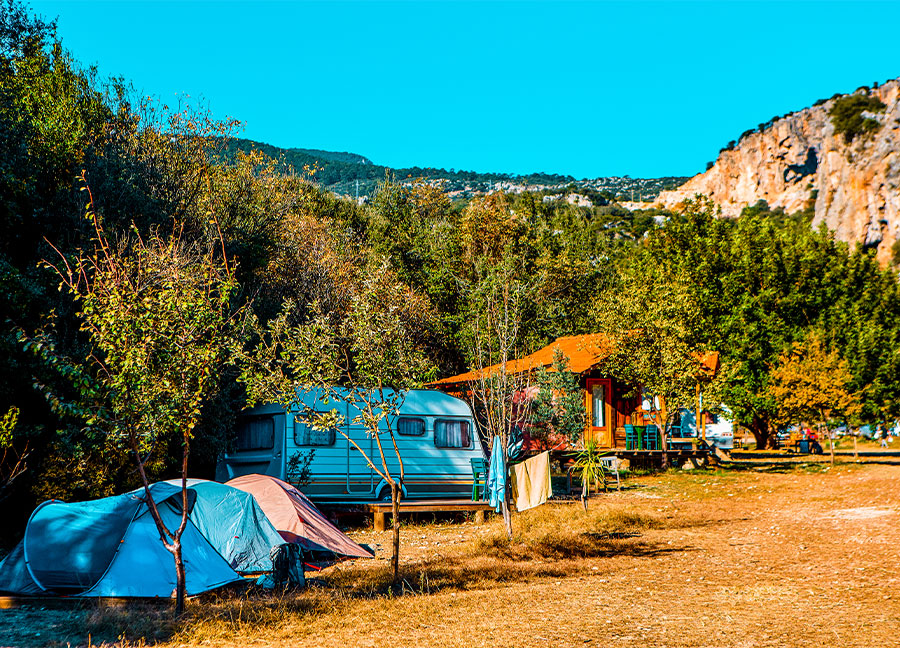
657, 77, 900, 265
222, 137, 688, 202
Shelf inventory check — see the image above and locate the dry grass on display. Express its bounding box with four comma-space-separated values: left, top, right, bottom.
3, 454, 899, 647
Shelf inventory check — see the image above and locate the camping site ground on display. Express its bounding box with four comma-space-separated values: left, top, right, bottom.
1, 452, 898, 648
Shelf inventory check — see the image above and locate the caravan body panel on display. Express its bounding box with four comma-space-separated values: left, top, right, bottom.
219, 389, 485, 502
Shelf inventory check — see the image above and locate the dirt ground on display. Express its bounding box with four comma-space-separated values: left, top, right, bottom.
2, 453, 899, 648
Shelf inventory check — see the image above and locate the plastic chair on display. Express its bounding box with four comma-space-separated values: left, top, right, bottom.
470, 458, 488, 501
599, 456, 621, 491
643, 425, 660, 451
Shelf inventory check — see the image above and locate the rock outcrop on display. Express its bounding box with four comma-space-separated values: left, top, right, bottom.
656, 79, 900, 264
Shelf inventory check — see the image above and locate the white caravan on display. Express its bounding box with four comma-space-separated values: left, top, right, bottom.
217, 388, 486, 502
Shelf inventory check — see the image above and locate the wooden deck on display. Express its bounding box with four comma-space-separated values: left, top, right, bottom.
318, 499, 494, 531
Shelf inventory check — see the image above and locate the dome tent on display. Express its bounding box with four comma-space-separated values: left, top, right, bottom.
227, 474, 373, 559
0, 480, 284, 598
163, 479, 285, 574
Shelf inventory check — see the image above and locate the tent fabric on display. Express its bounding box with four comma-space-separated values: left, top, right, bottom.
81, 494, 241, 598
164, 479, 285, 573
227, 474, 373, 558
0, 480, 283, 598
25, 488, 153, 592
0, 541, 42, 595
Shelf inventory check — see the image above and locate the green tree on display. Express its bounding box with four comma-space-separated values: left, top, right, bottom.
768, 334, 860, 464
530, 349, 587, 449
593, 258, 719, 468
239, 261, 435, 583
47, 189, 240, 615
462, 259, 534, 540
829, 94, 886, 143
0, 405, 27, 500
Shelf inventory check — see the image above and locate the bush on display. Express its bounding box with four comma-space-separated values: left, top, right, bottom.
829, 94, 886, 143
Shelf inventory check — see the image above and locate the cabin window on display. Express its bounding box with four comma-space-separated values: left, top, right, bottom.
397, 417, 425, 436
591, 384, 606, 428
434, 419, 471, 448
293, 415, 336, 447
234, 416, 275, 451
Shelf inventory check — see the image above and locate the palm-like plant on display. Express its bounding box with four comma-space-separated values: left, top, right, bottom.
572, 440, 610, 511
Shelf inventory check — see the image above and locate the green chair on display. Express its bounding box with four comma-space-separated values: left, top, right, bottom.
625, 424, 637, 450
470, 458, 488, 501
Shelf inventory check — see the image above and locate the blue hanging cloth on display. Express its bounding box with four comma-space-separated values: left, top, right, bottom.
487, 435, 506, 513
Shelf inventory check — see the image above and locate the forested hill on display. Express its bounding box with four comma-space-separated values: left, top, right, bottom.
222, 137, 689, 201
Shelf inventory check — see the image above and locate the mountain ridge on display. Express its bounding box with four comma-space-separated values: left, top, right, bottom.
657, 77, 900, 264
222, 137, 689, 202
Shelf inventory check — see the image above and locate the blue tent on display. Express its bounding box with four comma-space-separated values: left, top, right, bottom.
164, 479, 285, 574
0, 480, 284, 598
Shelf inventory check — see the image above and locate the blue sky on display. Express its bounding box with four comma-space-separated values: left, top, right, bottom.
31, 0, 900, 179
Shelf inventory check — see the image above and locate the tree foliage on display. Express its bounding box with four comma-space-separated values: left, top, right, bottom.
530, 349, 587, 449
238, 261, 435, 582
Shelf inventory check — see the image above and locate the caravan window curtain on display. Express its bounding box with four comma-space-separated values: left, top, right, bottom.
434, 419, 471, 448
293, 415, 336, 447
397, 417, 425, 436
235, 416, 275, 451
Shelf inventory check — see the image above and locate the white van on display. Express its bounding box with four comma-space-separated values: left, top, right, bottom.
217, 388, 486, 502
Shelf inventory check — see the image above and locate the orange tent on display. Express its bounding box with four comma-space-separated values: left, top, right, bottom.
227, 475, 373, 559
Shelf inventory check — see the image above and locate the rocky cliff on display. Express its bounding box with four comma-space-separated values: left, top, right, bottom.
656, 78, 900, 264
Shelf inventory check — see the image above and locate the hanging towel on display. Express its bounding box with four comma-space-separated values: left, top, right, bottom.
487, 436, 506, 513
510, 451, 552, 512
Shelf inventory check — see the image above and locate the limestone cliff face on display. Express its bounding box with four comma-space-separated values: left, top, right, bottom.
656, 79, 900, 264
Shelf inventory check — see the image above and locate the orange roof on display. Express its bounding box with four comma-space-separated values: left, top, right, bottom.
428, 335, 721, 387
428, 334, 615, 386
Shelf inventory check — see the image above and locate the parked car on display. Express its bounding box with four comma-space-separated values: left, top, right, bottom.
217, 388, 486, 502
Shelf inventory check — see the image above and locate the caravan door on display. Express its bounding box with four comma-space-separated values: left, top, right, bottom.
346, 425, 375, 495
222, 410, 286, 480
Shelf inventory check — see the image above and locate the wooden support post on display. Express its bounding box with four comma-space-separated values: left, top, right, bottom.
374, 511, 386, 532
474, 510, 485, 525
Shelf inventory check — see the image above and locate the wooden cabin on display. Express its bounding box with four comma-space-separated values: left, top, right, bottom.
430, 334, 640, 451
429, 334, 720, 454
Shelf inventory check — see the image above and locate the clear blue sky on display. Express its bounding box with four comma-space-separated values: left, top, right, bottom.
31, 0, 900, 179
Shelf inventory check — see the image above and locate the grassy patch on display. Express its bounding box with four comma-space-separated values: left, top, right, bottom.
475, 503, 663, 560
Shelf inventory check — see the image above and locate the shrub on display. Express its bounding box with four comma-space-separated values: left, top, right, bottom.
829, 94, 886, 143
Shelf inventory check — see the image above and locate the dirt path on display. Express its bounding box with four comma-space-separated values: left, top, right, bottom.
2, 457, 898, 647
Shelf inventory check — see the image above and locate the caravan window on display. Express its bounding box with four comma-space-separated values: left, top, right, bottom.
397, 417, 425, 436
293, 415, 336, 447
434, 419, 471, 448
235, 416, 275, 451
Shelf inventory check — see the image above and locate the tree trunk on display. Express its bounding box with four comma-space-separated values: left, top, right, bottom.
853, 434, 858, 462
501, 496, 513, 540
581, 477, 589, 511
658, 400, 669, 469
500, 442, 513, 541
748, 416, 771, 450
173, 539, 185, 615
390, 481, 401, 583
826, 424, 835, 465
